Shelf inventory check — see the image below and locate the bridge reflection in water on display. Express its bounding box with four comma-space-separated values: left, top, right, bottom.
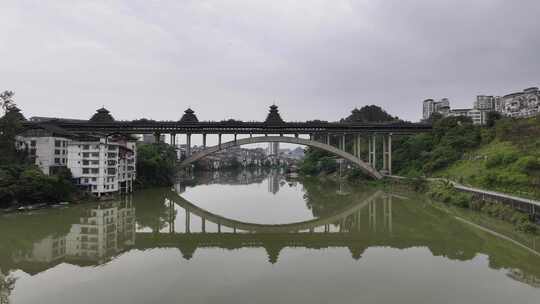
2, 172, 540, 290
141, 189, 395, 263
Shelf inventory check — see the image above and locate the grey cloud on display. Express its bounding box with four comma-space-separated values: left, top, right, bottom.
1, 0, 539, 122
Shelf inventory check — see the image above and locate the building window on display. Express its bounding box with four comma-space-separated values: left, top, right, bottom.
91, 168, 99, 174
91, 177, 97, 181
55, 149, 60, 155
54, 158, 61, 164
91, 152, 99, 157
83, 168, 89, 174
83, 152, 90, 158
55, 140, 61, 147
83, 145, 90, 150
83, 160, 90, 165
30, 140, 36, 147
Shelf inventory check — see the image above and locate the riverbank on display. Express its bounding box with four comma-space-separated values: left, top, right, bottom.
298, 168, 539, 234
385, 174, 539, 234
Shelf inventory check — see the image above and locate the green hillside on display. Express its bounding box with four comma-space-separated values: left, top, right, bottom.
394, 115, 540, 199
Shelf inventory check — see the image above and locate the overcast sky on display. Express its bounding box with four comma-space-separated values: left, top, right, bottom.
2, 0, 540, 123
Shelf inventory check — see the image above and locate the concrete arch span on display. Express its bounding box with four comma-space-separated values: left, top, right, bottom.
179, 136, 383, 179
165, 189, 385, 233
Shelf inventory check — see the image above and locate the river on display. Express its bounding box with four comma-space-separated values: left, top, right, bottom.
1, 169, 539, 304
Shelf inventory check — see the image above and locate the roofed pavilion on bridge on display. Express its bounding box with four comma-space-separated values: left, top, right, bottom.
264, 105, 285, 124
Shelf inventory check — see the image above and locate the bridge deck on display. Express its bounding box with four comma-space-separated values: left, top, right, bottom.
23, 120, 432, 135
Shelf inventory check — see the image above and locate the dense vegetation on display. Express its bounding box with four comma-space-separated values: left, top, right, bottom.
393, 114, 540, 199
135, 143, 178, 187
341, 105, 400, 123
0, 91, 79, 208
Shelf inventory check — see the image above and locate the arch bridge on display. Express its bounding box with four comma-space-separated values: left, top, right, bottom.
23, 105, 432, 178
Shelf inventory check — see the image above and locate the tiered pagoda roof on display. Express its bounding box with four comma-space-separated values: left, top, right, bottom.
179, 108, 199, 123
89, 107, 115, 123
264, 105, 285, 124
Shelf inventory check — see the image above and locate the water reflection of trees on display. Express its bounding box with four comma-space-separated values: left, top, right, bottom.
1, 172, 540, 292
301, 177, 361, 218
0, 270, 16, 304
133, 188, 174, 233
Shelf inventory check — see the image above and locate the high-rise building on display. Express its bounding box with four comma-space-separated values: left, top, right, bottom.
422, 98, 451, 120
499, 87, 540, 118
474, 95, 495, 111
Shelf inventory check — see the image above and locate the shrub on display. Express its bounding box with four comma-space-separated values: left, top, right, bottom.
513, 156, 540, 173
485, 150, 519, 168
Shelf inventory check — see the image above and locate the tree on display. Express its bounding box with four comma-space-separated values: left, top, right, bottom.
0, 271, 16, 304
136, 143, 178, 187
0, 91, 16, 114
485, 111, 502, 127
0, 91, 25, 164
341, 105, 398, 123
425, 112, 444, 124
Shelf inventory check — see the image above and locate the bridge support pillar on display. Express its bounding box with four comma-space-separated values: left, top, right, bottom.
202, 133, 207, 148
388, 195, 393, 233
186, 133, 192, 156
234, 133, 237, 143
154, 132, 161, 143
326, 134, 330, 145
170, 133, 176, 147
356, 134, 362, 160
383, 134, 388, 172
368, 134, 377, 168
341, 134, 346, 152
218, 134, 222, 148
201, 217, 206, 233
353, 135, 357, 158
356, 210, 361, 232
185, 210, 191, 233
388, 134, 393, 175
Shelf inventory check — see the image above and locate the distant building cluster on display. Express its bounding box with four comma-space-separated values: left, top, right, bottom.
190, 145, 268, 170
188, 143, 304, 171
422, 86, 540, 124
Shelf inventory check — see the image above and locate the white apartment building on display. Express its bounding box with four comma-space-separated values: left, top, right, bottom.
68, 137, 136, 196
499, 87, 540, 118
446, 108, 487, 125
17, 128, 70, 175
18, 130, 136, 196
18, 108, 138, 196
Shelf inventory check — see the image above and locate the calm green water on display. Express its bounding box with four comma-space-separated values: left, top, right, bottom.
1, 170, 540, 304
